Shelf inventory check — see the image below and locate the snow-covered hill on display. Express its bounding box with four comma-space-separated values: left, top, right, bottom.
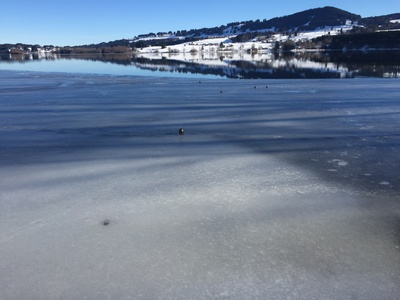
127, 6, 399, 54
134, 22, 355, 55
130, 7, 363, 54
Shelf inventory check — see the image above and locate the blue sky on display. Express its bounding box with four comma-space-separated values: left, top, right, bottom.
1, 0, 399, 46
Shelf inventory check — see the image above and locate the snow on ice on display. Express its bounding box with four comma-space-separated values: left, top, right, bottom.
0, 70, 400, 299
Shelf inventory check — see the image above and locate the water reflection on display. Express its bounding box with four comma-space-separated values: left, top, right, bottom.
1, 50, 399, 79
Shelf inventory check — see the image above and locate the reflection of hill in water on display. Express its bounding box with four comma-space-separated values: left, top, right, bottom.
1, 51, 399, 79
132, 51, 400, 79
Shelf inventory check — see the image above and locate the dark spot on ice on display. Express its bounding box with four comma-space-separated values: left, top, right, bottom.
266, 86, 269, 88
179, 128, 184, 135
254, 86, 256, 89
199, 81, 201, 83
102, 219, 110, 226
220, 91, 223, 93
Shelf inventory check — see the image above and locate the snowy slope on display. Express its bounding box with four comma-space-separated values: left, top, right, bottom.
134, 23, 355, 54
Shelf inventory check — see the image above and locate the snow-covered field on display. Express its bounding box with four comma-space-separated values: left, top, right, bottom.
1, 70, 400, 299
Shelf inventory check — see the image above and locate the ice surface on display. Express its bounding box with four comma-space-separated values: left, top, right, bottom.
1, 70, 400, 299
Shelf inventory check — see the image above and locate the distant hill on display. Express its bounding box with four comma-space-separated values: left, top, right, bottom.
1, 6, 399, 53
363, 13, 400, 28
230, 6, 362, 33
128, 6, 363, 47
124, 6, 399, 50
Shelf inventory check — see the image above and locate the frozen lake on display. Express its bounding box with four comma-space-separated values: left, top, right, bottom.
1, 70, 400, 299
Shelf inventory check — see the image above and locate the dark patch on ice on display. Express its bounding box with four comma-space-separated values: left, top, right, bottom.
179, 128, 184, 135
102, 219, 110, 226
